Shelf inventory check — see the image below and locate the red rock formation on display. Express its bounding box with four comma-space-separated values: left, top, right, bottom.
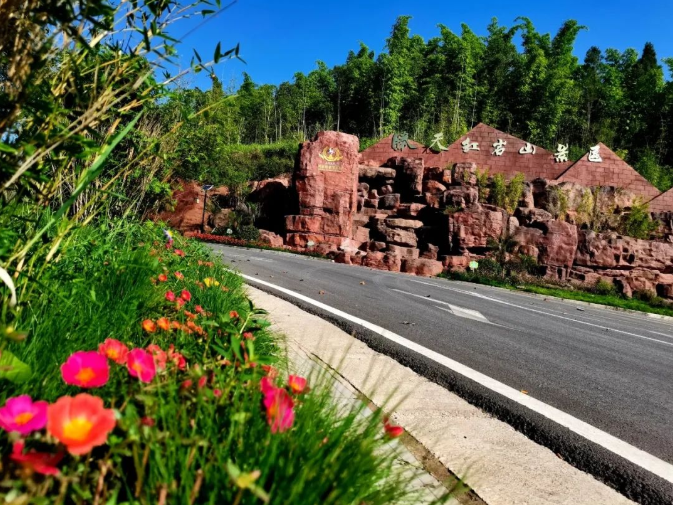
286, 131, 360, 247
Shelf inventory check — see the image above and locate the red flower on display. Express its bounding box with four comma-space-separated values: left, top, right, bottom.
167, 345, 187, 370
174, 249, 185, 257
180, 289, 191, 302
140, 417, 155, 427
288, 375, 307, 394
194, 305, 205, 314
174, 271, 184, 279
213, 389, 222, 398
176, 298, 186, 308
383, 418, 404, 438
197, 376, 207, 389
229, 311, 239, 319
165, 291, 176, 302
10, 441, 64, 476
180, 379, 193, 391
158, 274, 168, 282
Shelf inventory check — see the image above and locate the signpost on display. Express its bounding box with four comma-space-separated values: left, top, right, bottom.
201, 184, 214, 233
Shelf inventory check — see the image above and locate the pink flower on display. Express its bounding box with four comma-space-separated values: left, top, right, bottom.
165, 291, 176, 302
288, 375, 307, 394
61, 351, 110, 388
127, 349, 157, 383
197, 376, 207, 389
176, 298, 186, 308
194, 305, 205, 314
174, 271, 184, 280
146, 344, 167, 370
213, 389, 223, 398
180, 289, 191, 302
0, 396, 48, 435
10, 441, 64, 475
98, 338, 129, 364
261, 378, 295, 433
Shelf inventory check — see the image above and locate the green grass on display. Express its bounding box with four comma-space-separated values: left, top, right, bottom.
441, 271, 673, 318
0, 221, 453, 504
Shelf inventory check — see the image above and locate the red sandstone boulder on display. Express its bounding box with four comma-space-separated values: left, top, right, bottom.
514, 207, 553, 225
442, 255, 470, 271
513, 220, 578, 268
449, 207, 505, 250
386, 244, 420, 259
258, 230, 284, 248
385, 218, 423, 229
379, 194, 401, 210
444, 187, 479, 209
423, 180, 447, 194
401, 258, 444, 277
397, 203, 427, 217
286, 215, 322, 233
421, 244, 439, 260
452, 162, 477, 186
575, 231, 673, 272
385, 227, 418, 247
363, 252, 402, 272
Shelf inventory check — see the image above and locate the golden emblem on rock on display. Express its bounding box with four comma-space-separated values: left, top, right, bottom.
319, 147, 343, 162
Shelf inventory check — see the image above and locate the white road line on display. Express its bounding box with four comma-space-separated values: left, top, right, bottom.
241, 273, 673, 484
389, 288, 493, 324
409, 279, 673, 347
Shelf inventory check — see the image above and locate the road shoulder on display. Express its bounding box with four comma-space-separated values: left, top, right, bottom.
246, 285, 633, 505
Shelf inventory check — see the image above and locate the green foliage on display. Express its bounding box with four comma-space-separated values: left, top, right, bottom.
633, 149, 673, 192
490, 173, 525, 213
620, 200, 659, 239
593, 279, 618, 296
237, 224, 261, 242
475, 168, 490, 202
491, 174, 507, 209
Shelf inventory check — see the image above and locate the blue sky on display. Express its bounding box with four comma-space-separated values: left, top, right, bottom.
174, 0, 673, 90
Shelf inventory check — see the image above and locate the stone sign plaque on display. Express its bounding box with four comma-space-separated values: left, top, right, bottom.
318, 147, 344, 172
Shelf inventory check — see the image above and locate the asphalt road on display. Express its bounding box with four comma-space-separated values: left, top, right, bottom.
208, 243, 673, 502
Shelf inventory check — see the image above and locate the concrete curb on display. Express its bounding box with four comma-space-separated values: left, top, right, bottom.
247, 285, 635, 505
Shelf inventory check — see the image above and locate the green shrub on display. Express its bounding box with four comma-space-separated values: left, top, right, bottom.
491, 174, 507, 209
475, 168, 490, 203
237, 224, 261, 241
620, 201, 658, 239
593, 279, 617, 296
546, 185, 569, 220
505, 173, 526, 213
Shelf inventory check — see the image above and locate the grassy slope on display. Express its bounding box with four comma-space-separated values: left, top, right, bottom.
1, 221, 448, 504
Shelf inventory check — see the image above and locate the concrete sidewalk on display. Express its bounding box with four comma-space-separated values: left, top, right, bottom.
247, 285, 633, 505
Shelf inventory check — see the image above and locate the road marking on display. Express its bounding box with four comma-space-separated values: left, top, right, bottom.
409, 279, 673, 347
240, 273, 673, 484
389, 288, 492, 324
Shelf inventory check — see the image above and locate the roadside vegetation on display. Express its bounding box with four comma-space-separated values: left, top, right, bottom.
1, 222, 444, 503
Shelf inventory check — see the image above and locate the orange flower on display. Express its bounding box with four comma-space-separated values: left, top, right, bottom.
157, 274, 168, 282
47, 394, 116, 455
174, 271, 184, 280
229, 311, 239, 319
184, 310, 197, 320
142, 319, 156, 333
174, 249, 185, 257
157, 317, 171, 331
98, 339, 129, 365
288, 375, 307, 394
